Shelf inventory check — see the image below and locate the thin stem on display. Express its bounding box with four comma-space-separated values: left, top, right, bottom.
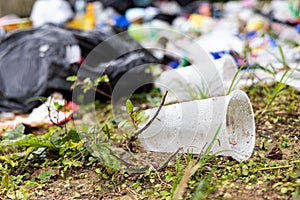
133, 91, 168, 138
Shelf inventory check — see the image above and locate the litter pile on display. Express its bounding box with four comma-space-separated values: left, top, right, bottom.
0, 0, 299, 162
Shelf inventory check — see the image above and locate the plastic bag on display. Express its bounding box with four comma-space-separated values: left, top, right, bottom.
31, 0, 74, 27
71, 26, 160, 102
0, 25, 160, 112
0, 25, 79, 113
97, 0, 133, 14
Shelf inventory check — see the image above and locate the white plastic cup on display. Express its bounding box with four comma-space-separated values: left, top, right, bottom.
155, 55, 237, 103
213, 54, 238, 82
138, 90, 256, 162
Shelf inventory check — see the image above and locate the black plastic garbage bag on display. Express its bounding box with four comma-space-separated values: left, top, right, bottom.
0, 25, 160, 113
0, 25, 79, 113
71, 26, 160, 103
175, 0, 195, 7
92, 0, 133, 14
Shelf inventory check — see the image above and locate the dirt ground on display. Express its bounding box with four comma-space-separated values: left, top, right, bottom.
0, 84, 299, 200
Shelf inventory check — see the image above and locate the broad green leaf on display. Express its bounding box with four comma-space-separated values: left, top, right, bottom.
50, 133, 68, 148
1, 124, 25, 141
68, 129, 81, 143
34, 169, 56, 183
14, 138, 54, 148
90, 144, 120, 170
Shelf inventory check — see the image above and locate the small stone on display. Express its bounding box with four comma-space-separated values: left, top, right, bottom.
223, 192, 232, 198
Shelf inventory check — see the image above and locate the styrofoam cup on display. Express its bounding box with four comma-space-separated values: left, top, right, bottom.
155, 55, 237, 103
138, 90, 256, 162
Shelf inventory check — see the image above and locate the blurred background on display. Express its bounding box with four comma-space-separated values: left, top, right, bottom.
0, 0, 35, 17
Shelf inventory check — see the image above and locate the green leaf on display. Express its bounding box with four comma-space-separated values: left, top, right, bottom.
118, 119, 129, 129
100, 75, 109, 82
50, 133, 68, 148
0, 156, 16, 167
13, 136, 54, 148
22, 147, 34, 165
90, 144, 120, 170
1, 173, 10, 190
66, 75, 78, 82
126, 99, 134, 114
74, 192, 81, 198
278, 45, 287, 68
101, 124, 111, 139
25, 96, 48, 104
137, 111, 149, 123
54, 102, 63, 111
68, 129, 81, 143
131, 112, 137, 123
242, 165, 249, 176
35, 169, 56, 183
1, 129, 54, 149
1, 124, 25, 141
202, 124, 222, 159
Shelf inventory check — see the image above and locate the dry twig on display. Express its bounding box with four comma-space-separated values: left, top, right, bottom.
132, 90, 168, 138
